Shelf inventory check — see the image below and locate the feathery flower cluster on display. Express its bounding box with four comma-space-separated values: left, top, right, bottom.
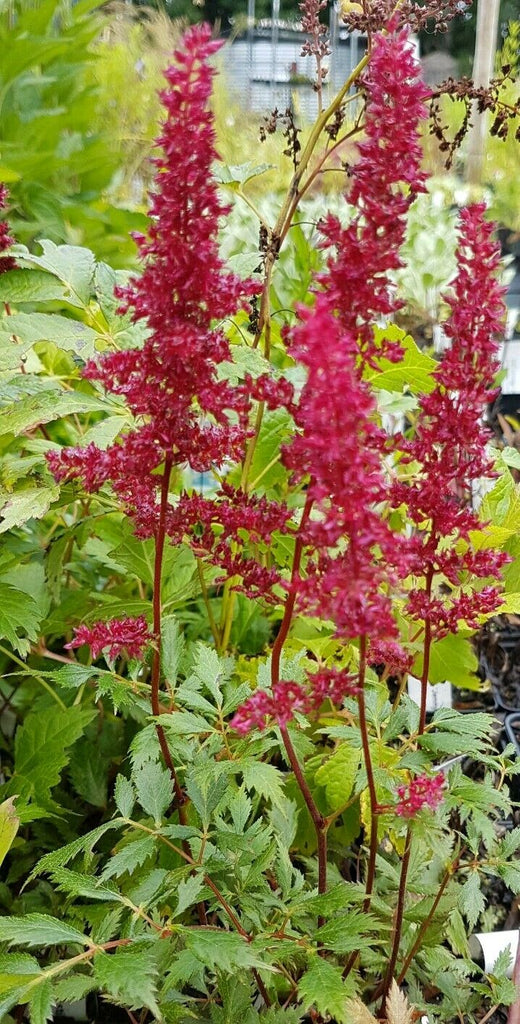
368, 639, 414, 676
318, 26, 429, 358
47, 26, 258, 541
0, 185, 15, 274
395, 773, 445, 818
393, 205, 508, 637
231, 666, 358, 734
65, 616, 153, 661
282, 28, 428, 641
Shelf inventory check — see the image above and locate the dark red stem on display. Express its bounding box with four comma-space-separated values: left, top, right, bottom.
419, 564, 435, 734
272, 492, 328, 897
151, 454, 185, 816
357, 635, 379, 911
396, 847, 461, 985
379, 826, 412, 1010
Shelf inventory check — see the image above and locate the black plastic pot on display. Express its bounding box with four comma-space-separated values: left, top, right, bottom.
504, 712, 520, 803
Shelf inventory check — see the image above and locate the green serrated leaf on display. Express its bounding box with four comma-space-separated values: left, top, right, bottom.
0, 268, 70, 306
0, 798, 19, 869
0, 915, 88, 949
0, 486, 59, 532
49, 664, 100, 689
175, 873, 205, 917
161, 616, 185, 687
114, 774, 135, 819
185, 931, 265, 972
315, 910, 378, 954
0, 389, 108, 438
1, 312, 97, 357
7, 705, 96, 803
28, 978, 53, 1024
242, 760, 285, 808
299, 957, 353, 1023
315, 743, 360, 812
0, 582, 42, 656
134, 762, 173, 825
421, 633, 479, 689
191, 642, 225, 703
16, 242, 95, 307
366, 326, 436, 394
459, 873, 485, 930
93, 943, 159, 1015
100, 836, 155, 882
49, 868, 121, 904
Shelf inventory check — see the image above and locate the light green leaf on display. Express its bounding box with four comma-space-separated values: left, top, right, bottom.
215, 162, 273, 189
191, 642, 225, 703
69, 743, 107, 808
49, 664, 100, 689
33, 820, 125, 880
7, 705, 96, 802
185, 762, 230, 827
316, 910, 378, 954
497, 593, 520, 614
0, 583, 42, 656
175, 873, 205, 917
0, 915, 88, 949
100, 836, 155, 882
185, 931, 264, 972
1, 312, 97, 357
134, 762, 173, 825
299, 957, 353, 1022
0, 389, 108, 438
114, 774, 135, 819
16, 242, 95, 307
161, 616, 185, 687
366, 327, 436, 394
0, 486, 59, 532
419, 633, 478, 689
315, 743, 360, 812
459, 872, 485, 930
0, 268, 70, 306
93, 943, 159, 1015
50, 868, 121, 904
28, 978, 53, 1024
0, 798, 19, 869
242, 760, 285, 808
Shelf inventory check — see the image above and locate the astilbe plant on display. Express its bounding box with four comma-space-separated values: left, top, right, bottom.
1, 3, 520, 1024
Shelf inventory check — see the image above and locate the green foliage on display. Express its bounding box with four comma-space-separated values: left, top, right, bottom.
0, 12, 517, 1024
0, 0, 144, 264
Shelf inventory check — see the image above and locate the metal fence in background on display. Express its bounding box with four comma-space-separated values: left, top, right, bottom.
222, 11, 366, 120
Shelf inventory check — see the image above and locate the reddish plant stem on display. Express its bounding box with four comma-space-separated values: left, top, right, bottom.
271, 492, 328, 897
151, 454, 185, 817
396, 846, 462, 985
379, 826, 412, 1011
271, 492, 313, 685
377, 553, 436, 1003
419, 564, 435, 735
357, 634, 379, 912
279, 724, 326, 836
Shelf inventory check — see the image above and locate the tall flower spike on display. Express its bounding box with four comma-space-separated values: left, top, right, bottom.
318, 26, 429, 359
281, 27, 428, 642
394, 204, 508, 637
48, 25, 258, 539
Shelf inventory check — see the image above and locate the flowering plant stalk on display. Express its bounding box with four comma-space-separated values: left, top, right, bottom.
0, 2, 519, 1024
